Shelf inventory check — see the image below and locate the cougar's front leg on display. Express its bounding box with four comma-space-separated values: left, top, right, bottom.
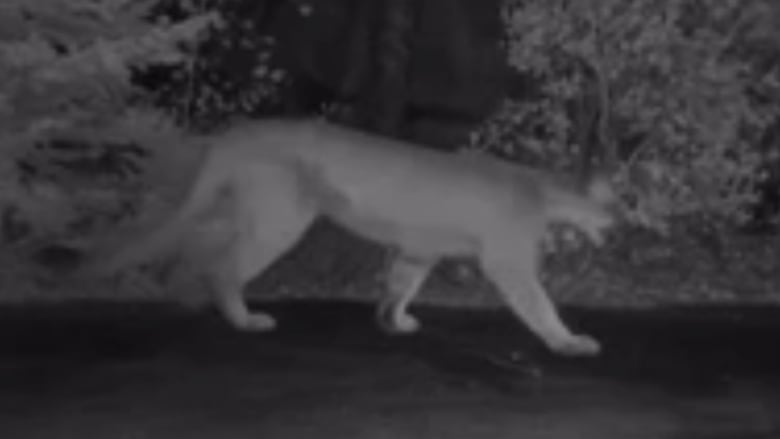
479, 241, 601, 357
376, 252, 434, 334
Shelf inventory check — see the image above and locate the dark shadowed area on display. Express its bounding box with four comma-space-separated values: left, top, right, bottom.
1, 300, 779, 438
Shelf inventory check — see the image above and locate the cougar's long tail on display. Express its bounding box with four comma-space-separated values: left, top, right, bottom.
80, 148, 230, 277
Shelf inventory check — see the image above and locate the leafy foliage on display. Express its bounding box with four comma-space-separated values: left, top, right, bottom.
142, 0, 289, 128
481, 0, 780, 229
0, 0, 218, 246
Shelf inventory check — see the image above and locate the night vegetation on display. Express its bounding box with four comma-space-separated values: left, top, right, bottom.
2, 0, 779, 307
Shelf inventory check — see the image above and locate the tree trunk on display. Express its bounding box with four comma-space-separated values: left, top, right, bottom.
355, 0, 417, 137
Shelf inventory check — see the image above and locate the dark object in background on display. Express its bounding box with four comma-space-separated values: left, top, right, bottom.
30, 244, 86, 273
271, 0, 510, 145
742, 121, 780, 235
744, 166, 780, 235
135, 0, 508, 148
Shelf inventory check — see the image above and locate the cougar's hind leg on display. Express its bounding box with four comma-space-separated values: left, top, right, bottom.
376, 253, 434, 334
208, 173, 318, 332
207, 239, 278, 332
479, 240, 601, 357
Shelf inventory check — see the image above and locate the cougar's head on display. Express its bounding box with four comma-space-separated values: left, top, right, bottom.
543, 174, 620, 246
579, 176, 620, 245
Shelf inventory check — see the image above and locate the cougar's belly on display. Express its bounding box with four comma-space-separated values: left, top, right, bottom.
328, 209, 479, 258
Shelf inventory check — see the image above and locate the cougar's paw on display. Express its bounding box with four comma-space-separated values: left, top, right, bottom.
549, 333, 601, 357
232, 312, 277, 332
388, 313, 421, 334
377, 306, 421, 335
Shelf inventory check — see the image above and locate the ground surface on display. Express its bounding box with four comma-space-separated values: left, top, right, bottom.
1, 300, 779, 439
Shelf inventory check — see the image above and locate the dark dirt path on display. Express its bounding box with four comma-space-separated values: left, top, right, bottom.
1, 300, 779, 438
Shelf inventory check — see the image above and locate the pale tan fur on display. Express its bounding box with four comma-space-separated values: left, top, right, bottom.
83, 118, 617, 357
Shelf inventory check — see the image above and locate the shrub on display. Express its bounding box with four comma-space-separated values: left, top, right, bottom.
0, 0, 219, 245
478, 0, 780, 231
